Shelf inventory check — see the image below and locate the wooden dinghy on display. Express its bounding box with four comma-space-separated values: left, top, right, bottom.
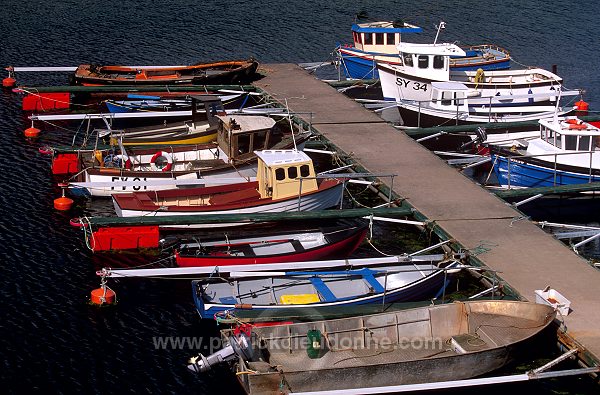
192, 259, 458, 319
111, 150, 344, 225
188, 300, 556, 394
72, 59, 259, 86
175, 221, 367, 267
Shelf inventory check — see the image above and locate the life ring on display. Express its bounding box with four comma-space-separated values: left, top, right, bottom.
569, 124, 587, 130
565, 119, 581, 125
103, 154, 132, 169
150, 151, 174, 172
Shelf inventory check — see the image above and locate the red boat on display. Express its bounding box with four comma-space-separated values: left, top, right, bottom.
174, 221, 368, 267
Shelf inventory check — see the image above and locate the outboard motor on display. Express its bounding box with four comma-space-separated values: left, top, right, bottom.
187, 332, 253, 373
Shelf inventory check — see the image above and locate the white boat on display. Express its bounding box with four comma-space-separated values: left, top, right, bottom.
491, 117, 600, 187
54, 114, 308, 197
378, 42, 563, 107
111, 150, 344, 228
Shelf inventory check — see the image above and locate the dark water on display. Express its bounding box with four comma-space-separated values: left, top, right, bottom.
1, 1, 599, 393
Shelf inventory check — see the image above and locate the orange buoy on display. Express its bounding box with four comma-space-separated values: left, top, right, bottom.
575, 100, 589, 113
2, 77, 16, 88
54, 196, 74, 210
90, 286, 117, 305
54, 188, 74, 211
24, 126, 41, 138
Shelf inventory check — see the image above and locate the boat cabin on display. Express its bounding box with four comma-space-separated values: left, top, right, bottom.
216, 115, 276, 161
351, 21, 421, 54
428, 81, 471, 111
537, 118, 600, 152
255, 150, 318, 200
396, 42, 465, 81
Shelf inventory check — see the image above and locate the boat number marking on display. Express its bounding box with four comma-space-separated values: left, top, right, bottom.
396, 77, 428, 92
111, 176, 148, 191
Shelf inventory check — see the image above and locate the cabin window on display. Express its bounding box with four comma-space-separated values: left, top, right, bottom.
375, 33, 384, 45
352, 32, 358, 43
418, 55, 429, 69
364, 33, 373, 45
300, 164, 310, 177
554, 132, 562, 148
440, 91, 453, 106
402, 53, 413, 67
578, 136, 591, 151
386, 33, 395, 45
564, 135, 577, 151
357, 32, 363, 44
275, 168, 286, 181
253, 131, 268, 150
237, 134, 251, 154
288, 166, 298, 179
433, 55, 445, 69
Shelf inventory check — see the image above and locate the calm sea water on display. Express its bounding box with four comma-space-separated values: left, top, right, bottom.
1, 1, 599, 393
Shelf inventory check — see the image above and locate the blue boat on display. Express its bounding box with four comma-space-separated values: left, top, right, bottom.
491, 117, 600, 187
336, 21, 511, 80
191, 260, 459, 319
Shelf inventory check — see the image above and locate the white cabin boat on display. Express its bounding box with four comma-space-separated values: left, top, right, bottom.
378, 42, 562, 108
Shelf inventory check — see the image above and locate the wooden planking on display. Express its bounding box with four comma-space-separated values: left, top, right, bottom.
255, 63, 600, 363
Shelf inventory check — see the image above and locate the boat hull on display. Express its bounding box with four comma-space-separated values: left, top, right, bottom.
73, 60, 259, 86
112, 181, 344, 228
194, 261, 455, 319
378, 62, 561, 104
176, 224, 367, 267
492, 153, 600, 187
232, 301, 555, 394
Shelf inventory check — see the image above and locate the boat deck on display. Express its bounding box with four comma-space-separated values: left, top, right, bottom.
254, 63, 600, 365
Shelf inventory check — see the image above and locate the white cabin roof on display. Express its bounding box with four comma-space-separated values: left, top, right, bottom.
539, 117, 600, 136
216, 115, 276, 134
397, 42, 466, 56
431, 81, 470, 91
255, 150, 311, 166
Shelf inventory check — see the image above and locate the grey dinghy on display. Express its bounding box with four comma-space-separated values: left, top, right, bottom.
189, 300, 556, 394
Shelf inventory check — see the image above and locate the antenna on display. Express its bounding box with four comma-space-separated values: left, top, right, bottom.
553, 85, 563, 124
433, 21, 446, 44
285, 98, 298, 151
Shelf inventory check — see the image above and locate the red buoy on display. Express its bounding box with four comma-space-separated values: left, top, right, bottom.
24, 126, 41, 138
3, 66, 16, 88
575, 100, 589, 113
90, 286, 117, 305
2, 77, 16, 88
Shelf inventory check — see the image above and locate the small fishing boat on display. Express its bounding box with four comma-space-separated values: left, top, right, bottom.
111, 150, 344, 226
337, 20, 511, 80
72, 59, 259, 86
175, 221, 367, 267
49, 114, 308, 197
378, 42, 562, 107
491, 117, 600, 187
192, 260, 459, 319
188, 300, 556, 394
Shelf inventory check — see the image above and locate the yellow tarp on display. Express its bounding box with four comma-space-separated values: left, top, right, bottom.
280, 293, 320, 305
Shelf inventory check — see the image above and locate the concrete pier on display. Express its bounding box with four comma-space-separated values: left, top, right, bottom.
255, 64, 600, 365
